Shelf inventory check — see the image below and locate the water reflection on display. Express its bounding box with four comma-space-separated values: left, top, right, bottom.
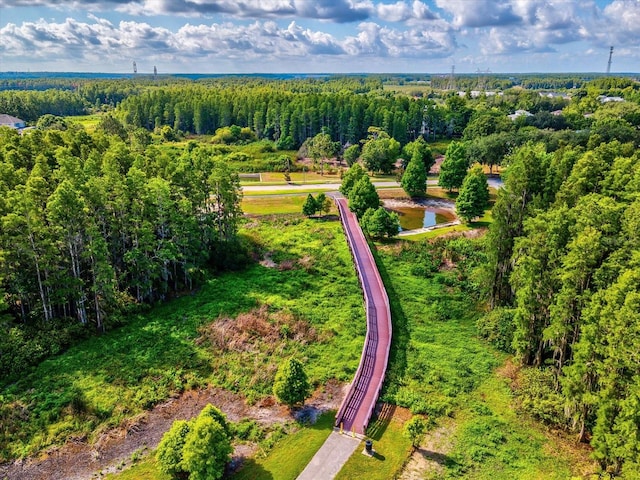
387, 206, 456, 231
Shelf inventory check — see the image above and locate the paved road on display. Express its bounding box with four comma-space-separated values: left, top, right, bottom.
296, 431, 361, 480
334, 197, 392, 436
242, 177, 502, 193
241, 181, 401, 192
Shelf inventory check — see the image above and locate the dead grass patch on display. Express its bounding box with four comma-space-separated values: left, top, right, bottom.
196, 305, 319, 354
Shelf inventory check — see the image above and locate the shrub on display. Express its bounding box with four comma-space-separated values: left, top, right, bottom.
156, 419, 191, 477
403, 415, 428, 448
476, 307, 515, 353
182, 415, 232, 480
273, 358, 311, 407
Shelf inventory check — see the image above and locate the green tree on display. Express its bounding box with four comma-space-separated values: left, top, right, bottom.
403, 415, 427, 449
348, 176, 380, 219
307, 132, 338, 176
340, 163, 367, 197
486, 142, 551, 308
401, 149, 427, 198
361, 131, 400, 175
273, 357, 311, 407
402, 137, 434, 172
343, 144, 360, 167
315, 192, 332, 217
182, 416, 232, 480
438, 141, 468, 191
456, 165, 489, 222
156, 420, 191, 478
361, 207, 400, 239
302, 193, 319, 217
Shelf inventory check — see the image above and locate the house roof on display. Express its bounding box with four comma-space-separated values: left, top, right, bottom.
0, 114, 25, 125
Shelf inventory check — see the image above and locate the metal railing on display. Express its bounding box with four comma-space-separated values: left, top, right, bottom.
334, 197, 392, 435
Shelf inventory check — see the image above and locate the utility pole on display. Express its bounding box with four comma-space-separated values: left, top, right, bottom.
606, 46, 614, 75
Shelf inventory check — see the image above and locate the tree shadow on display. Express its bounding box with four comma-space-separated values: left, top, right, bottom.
415, 448, 454, 466
368, 244, 410, 398
366, 403, 396, 440
229, 457, 275, 480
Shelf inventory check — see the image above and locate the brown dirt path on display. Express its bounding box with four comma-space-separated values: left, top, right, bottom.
0, 382, 345, 480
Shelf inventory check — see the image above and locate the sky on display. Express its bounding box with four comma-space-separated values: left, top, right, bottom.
0, 0, 638, 74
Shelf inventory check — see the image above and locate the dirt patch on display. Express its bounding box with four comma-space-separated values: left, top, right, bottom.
398, 417, 456, 480
0, 381, 346, 480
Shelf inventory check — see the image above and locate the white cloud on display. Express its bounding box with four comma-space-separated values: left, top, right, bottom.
0, 14, 458, 71
434, 0, 521, 27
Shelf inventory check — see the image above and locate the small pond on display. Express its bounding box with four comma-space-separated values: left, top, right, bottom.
386, 205, 457, 231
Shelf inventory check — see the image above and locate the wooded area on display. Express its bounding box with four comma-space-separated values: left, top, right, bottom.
1, 73, 640, 475
0, 125, 243, 376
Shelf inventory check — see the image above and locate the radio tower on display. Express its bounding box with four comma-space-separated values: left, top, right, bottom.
133, 61, 137, 74
606, 46, 613, 74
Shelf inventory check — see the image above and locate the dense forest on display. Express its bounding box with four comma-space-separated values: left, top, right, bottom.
482, 139, 640, 476
0, 125, 243, 377
1, 73, 640, 475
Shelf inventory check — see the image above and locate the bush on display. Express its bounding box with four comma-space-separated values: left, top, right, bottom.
403, 415, 428, 448
156, 404, 232, 479
156, 419, 191, 477
476, 307, 515, 353
182, 416, 232, 480
273, 358, 311, 407
516, 368, 567, 427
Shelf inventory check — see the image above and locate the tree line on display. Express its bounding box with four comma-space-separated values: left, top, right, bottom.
481, 137, 640, 475
0, 124, 243, 378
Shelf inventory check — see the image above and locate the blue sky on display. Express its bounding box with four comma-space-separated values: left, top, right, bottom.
0, 0, 638, 74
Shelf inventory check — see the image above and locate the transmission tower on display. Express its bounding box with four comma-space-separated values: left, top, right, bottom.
133, 61, 137, 74
476, 68, 492, 90
606, 46, 614, 74
446, 65, 456, 91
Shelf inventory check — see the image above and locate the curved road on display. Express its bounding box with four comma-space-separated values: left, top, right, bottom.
333, 196, 392, 436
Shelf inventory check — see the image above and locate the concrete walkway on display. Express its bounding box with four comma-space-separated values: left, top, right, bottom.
296, 431, 361, 480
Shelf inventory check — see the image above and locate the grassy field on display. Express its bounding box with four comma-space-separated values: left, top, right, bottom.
65, 114, 103, 132
0, 216, 363, 461
335, 405, 413, 480
232, 411, 335, 480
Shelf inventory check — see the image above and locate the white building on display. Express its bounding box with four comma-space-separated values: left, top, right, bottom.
0, 114, 26, 129
508, 110, 533, 121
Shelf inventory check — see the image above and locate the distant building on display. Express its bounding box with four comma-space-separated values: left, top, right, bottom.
508, 110, 533, 121
597, 95, 624, 103
539, 92, 571, 100
0, 114, 26, 130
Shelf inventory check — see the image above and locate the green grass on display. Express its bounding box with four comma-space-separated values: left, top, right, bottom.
0, 217, 363, 461
65, 114, 102, 131
104, 456, 170, 480
242, 187, 337, 196
436, 375, 580, 479
401, 224, 472, 241
335, 407, 413, 480
232, 411, 336, 480
375, 239, 502, 420
242, 195, 308, 215
242, 196, 337, 216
